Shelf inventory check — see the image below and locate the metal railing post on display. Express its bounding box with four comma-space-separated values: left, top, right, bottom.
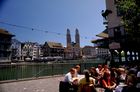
52, 64, 54, 76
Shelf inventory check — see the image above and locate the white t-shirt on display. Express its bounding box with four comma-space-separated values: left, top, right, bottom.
137, 71, 140, 77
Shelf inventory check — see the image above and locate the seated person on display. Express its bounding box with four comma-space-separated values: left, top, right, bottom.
78, 69, 96, 92
89, 67, 100, 86
64, 68, 79, 85
101, 71, 116, 92
96, 64, 103, 76
63, 68, 79, 92
122, 74, 138, 92
118, 68, 127, 83
136, 66, 140, 88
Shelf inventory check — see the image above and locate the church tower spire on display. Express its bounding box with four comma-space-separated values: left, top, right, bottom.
75, 28, 80, 48
66, 29, 71, 48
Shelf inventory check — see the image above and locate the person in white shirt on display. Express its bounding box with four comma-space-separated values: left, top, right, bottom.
64, 68, 78, 84
136, 67, 140, 88
96, 64, 102, 76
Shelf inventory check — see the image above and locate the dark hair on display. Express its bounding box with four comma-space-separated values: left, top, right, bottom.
103, 72, 110, 80
83, 70, 90, 82
70, 68, 75, 72
90, 67, 98, 77
75, 65, 80, 68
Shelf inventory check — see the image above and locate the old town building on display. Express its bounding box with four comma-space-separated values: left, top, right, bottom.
21, 42, 40, 60
42, 42, 64, 58
0, 28, 14, 62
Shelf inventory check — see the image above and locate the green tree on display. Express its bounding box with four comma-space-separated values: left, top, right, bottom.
117, 0, 140, 37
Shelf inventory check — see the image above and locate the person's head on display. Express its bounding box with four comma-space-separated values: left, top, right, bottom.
126, 74, 137, 86
75, 65, 80, 72
83, 69, 90, 82
98, 64, 102, 69
90, 67, 96, 73
70, 68, 76, 77
118, 68, 125, 74
104, 65, 108, 69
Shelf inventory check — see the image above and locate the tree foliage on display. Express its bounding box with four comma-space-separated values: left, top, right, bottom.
117, 0, 140, 36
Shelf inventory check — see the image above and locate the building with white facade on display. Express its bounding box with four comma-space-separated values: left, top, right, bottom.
82, 46, 96, 59
11, 39, 22, 61
95, 47, 110, 59
21, 42, 41, 60
82, 46, 110, 59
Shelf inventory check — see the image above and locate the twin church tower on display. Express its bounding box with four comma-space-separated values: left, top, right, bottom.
66, 28, 80, 48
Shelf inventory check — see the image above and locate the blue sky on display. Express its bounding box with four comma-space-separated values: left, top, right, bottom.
0, 0, 105, 47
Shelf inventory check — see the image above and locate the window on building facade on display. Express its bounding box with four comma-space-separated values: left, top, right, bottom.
114, 27, 121, 39
116, 5, 123, 16
114, 0, 121, 4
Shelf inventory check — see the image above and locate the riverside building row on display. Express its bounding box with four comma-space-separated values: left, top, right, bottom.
0, 28, 110, 62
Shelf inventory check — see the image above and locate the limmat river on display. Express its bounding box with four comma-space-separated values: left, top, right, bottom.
0, 59, 104, 81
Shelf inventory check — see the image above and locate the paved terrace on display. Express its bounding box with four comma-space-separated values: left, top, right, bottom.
0, 76, 64, 92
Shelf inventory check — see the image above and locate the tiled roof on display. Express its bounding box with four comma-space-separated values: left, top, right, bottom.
47, 42, 63, 48
91, 38, 108, 43
83, 46, 94, 48
96, 29, 108, 38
